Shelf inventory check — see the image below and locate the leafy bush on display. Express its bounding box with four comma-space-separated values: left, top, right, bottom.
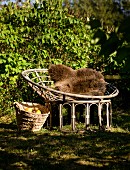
0, 0, 99, 115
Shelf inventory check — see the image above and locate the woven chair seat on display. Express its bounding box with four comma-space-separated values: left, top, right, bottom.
22, 69, 119, 102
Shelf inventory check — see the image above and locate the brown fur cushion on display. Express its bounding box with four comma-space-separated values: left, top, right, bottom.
48, 64, 106, 96
48, 64, 76, 82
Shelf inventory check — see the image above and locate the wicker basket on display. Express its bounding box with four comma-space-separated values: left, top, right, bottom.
14, 102, 50, 132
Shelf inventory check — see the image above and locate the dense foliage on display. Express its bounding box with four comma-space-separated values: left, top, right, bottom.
0, 0, 99, 115
1, 0, 130, 115
63, 0, 124, 29
61, 0, 130, 75
92, 16, 130, 75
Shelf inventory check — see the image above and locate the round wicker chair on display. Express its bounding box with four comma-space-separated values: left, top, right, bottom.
22, 69, 119, 131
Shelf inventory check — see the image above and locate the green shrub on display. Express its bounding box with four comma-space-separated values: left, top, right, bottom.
0, 0, 99, 115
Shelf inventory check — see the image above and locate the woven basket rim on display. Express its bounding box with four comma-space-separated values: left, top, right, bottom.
14, 101, 50, 115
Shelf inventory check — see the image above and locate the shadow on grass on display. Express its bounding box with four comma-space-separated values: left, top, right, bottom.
0, 120, 130, 170
0, 123, 17, 130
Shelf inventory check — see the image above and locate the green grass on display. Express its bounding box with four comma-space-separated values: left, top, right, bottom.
0, 109, 130, 170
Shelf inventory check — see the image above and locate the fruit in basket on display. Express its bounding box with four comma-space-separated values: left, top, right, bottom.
24, 107, 33, 113
32, 107, 41, 114
35, 110, 41, 114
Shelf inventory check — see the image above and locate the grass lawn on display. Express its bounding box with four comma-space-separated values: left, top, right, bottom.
0, 109, 130, 170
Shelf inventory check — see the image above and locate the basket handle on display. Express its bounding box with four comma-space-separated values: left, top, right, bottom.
14, 102, 24, 111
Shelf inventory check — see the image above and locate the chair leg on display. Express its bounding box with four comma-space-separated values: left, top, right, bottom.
85, 103, 90, 129
59, 103, 63, 130
109, 101, 112, 127
71, 103, 76, 131
106, 102, 110, 129
98, 102, 102, 129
